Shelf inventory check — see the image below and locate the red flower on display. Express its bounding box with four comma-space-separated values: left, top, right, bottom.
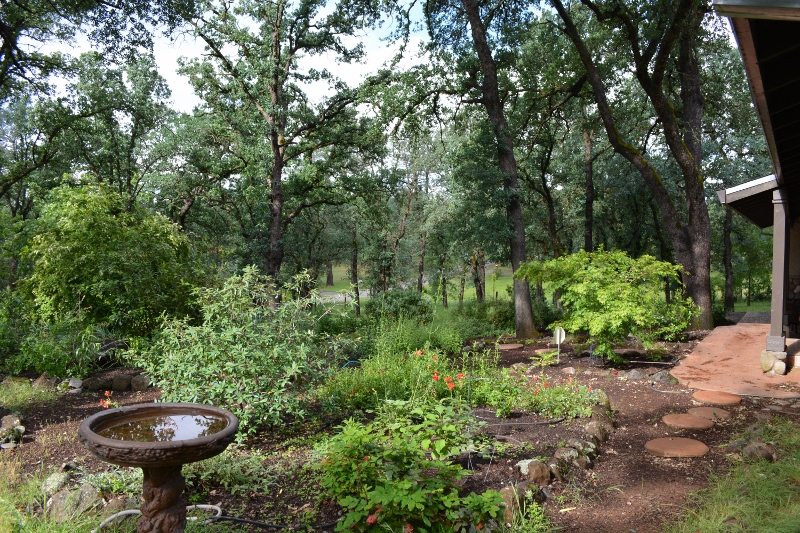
415, 350, 424, 356
104, 390, 111, 397
404, 524, 413, 533
432, 373, 440, 381
447, 382, 455, 390
476, 523, 483, 531
363, 456, 370, 461
444, 376, 452, 383
614, 370, 619, 376
457, 373, 465, 380
367, 514, 377, 524
432, 355, 438, 361
543, 382, 548, 387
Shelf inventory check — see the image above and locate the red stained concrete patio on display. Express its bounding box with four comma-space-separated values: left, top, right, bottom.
671, 323, 800, 398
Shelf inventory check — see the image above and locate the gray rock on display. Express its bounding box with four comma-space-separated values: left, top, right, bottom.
726, 439, 748, 453
32, 373, 59, 390
573, 454, 593, 470
48, 489, 76, 522
515, 459, 535, 476
102, 497, 133, 517
553, 447, 579, 463
67, 378, 83, 389
743, 442, 776, 462
567, 438, 599, 459
1, 442, 18, 450
561, 366, 576, 375
1, 413, 22, 428
525, 460, 551, 486
586, 420, 610, 442
42, 472, 70, 496
651, 370, 679, 385
111, 374, 133, 392
131, 374, 151, 392
83, 377, 113, 391
626, 369, 647, 380
593, 389, 611, 409
74, 483, 103, 515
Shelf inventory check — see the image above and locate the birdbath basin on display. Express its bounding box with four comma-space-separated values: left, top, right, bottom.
79, 402, 238, 533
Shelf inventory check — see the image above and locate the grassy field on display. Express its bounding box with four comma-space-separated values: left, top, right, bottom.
733, 299, 771, 312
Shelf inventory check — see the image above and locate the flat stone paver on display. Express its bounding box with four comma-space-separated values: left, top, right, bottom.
498, 344, 524, 351
693, 390, 742, 406
687, 407, 731, 420
645, 437, 709, 458
662, 413, 714, 429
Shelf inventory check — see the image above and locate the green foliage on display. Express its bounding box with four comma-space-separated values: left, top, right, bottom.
81, 467, 143, 498
20, 183, 198, 338
363, 289, 434, 323
363, 289, 433, 324
8, 314, 101, 377
518, 250, 698, 361
183, 446, 274, 496
318, 419, 503, 533
501, 485, 553, 533
132, 268, 326, 438
524, 374, 596, 419
454, 299, 515, 331
468, 369, 525, 419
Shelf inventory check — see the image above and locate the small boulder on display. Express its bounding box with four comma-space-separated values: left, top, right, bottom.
586, 420, 610, 442
547, 458, 568, 482
553, 447, 579, 463
112, 374, 133, 392
83, 377, 113, 391
32, 373, 59, 390
42, 472, 70, 497
743, 442, 777, 462
525, 460, 551, 486
626, 369, 647, 381
130, 374, 151, 392
561, 366, 576, 375
67, 378, 83, 389
1, 413, 22, 428
651, 370, 678, 385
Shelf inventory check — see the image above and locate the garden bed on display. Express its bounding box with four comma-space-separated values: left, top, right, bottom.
3, 339, 800, 532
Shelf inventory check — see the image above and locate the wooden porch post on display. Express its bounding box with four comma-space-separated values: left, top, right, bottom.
767, 187, 789, 352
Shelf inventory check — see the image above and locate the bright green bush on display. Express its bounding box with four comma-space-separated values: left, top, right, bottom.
363, 289, 434, 323
518, 249, 698, 361
9, 314, 101, 377
20, 184, 198, 338
132, 268, 327, 437
523, 374, 596, 418
318, 419, 503, 533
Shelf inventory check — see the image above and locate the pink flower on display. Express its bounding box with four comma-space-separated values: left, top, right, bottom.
367, 514, 377, 524
404, 525, 413, 533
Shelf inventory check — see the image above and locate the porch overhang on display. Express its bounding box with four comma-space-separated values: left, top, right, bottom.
717, 175, 779, 228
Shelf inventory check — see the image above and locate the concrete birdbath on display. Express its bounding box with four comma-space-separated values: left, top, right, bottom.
78, 402, 238, 533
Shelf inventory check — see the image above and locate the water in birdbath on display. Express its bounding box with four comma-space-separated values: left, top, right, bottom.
97, 414, 228, 442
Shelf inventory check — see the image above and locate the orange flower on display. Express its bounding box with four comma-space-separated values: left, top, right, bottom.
444, 376, 452, 383
457, 373, 465, 380
447, 382, 455, 390
415, 350, 425, 356
432, 373, 440, 381
432, 355, 438, 361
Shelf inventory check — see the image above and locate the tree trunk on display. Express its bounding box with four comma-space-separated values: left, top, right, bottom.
723, 209, 735, 312
471, 250, 485, 303
351, 229, 360, 318
583, 129, 595, 252
417, 235, 425, 293
326, 260, 334, 287
461, 0, 537, 338
459, 264, 467, 306
536, 281, 544, 302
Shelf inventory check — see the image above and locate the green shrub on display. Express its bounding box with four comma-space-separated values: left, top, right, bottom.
531, 298, 562, 331
363, 289, 434, 323
183, 446, 274, 496
318, 419, 503, 533
5, 313, 101, 377
523, 374, 596, 419
20, 184, 199, 338
454, 299, 515, 330
518, 249, 698, 362
132, 268, 327, 438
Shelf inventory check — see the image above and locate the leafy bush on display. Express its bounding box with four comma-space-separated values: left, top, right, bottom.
132, 268, 327, 437
183, 446, 274, 496
523, 374, 596, 418
531, 298, 562, 331
20, 184, 198, 338
518, 249, 698, 361
454, 299, 515, 331
8, 314, 101, 377
363, 289, 434, 323
318, 419, 503, 533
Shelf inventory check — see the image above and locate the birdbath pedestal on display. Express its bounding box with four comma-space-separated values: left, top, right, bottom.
78, 403, 238, 533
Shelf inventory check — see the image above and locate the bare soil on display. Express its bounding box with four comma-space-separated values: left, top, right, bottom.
5, 340, 800, 532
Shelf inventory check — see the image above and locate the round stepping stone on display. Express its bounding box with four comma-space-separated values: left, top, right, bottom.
645, 437, 709, 458
693, 390, 741, 406
688, 407, 730, 420
498, 343, 524, 351
662, 413, 714, 430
